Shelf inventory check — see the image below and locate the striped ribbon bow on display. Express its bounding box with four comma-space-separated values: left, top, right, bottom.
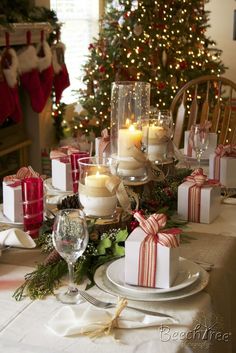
50, 146, 80, 162
133, 212, 181, 288
214, 144, 236, 180
3, 166, 40, 187
98, 128, 110, 158
185, 168, 219, 222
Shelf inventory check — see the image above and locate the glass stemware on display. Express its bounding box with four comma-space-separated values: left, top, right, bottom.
52, 208, 89, 304
188, 124, 209, 167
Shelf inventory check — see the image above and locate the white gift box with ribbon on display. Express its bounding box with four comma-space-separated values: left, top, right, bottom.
125, 227, 179, 289
184, 131, 217, 158
209, 144, 236, 188
125, 213, 180, 289
178, 181, 221, 224
2, 181, 23, 223
51, 159, 73, 192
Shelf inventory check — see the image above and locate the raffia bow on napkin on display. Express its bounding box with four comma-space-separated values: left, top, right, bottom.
3, 166, 40, 187
185, 168, 219, 222
133, 212, 181, 287
213, 144, 236, 180
46, 298, 176, 339
98, 128, 110, 158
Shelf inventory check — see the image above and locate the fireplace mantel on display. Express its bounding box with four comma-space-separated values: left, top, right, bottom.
0, 22, 52, 46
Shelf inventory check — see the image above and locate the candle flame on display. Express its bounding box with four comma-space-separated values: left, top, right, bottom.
96, 171, 100, 177
128, 124, 136, 132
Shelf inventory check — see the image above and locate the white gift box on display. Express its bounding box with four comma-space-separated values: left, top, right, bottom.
51, 159, 73, 192
125, 227, 179, 289
184, 131, 217, 158
177, 181, 221, 224
2, 181, 23, 223
209, 154, 236, 188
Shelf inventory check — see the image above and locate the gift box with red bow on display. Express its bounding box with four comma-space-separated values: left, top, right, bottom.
177, 168, 221, 224
125, 212, 181, 289
209, 144, 236, 188
50, 146, 81, 192
2, 167, 40, 223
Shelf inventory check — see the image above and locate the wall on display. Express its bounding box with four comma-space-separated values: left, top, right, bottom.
206, 0, 236, 82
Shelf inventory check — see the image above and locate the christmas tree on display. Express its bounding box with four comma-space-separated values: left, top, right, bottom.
77, 0, 225, 135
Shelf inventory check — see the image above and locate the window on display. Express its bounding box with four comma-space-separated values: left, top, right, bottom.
51, 0, 100, 104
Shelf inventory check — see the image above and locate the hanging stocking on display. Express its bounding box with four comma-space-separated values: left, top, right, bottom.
0, 56, 15, 124
18, 31, 45, 113
1, 33, 22, 124
37, 31, 54, 107
52, 40, 70, 103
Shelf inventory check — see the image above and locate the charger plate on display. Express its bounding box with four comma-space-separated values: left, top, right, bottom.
106, 257, 200, 294
94, 257, 209, 302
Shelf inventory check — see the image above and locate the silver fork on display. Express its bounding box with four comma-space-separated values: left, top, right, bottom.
78, 290, 176, 320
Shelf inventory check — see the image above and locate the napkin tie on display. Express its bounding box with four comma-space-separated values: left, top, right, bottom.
133, 212, 181, 287
50, 146, 80, 162
3, 166, 40, 186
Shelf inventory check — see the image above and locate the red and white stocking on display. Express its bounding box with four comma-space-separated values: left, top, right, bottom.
18, 44, 45, 113
1, 47, 22, 124
37, 34, 54, 107
52, 42, 70, 103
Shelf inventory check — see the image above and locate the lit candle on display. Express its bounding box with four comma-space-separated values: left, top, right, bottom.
80, 171, 117, 217
85, 172, 109, 188
118, 124, 143, 157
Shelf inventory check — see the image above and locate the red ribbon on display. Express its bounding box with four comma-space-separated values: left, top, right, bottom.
50, 146, 80, 162
133, 212, 181, 288
185, 168, 219, 222
213, 144, 236, 180
98, 129, 110, 158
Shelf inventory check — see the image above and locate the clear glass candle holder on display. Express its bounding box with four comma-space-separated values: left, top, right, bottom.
110, 81, 150, 184
146, 109, 173, 163
78, 156, 117, 218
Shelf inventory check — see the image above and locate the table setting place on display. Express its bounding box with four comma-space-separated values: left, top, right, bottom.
0, 82, 236, 353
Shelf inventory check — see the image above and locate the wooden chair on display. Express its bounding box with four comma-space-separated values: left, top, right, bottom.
170, 75, 236, 148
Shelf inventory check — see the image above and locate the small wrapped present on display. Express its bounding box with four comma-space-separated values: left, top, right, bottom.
95, 128, 110, 158
125, 213, 181, 289
50, 146, 80, 192
184, 130, 217, 158
177, 168, 221, 224
2, 166, 40, 223
209, 144, 236, 188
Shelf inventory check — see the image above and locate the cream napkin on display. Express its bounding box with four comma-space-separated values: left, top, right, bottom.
46, 302, 177, 337
0, 228, 36, 249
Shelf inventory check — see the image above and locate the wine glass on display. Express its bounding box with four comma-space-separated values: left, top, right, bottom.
188, 124, 209, 167
52, 208, 89, 304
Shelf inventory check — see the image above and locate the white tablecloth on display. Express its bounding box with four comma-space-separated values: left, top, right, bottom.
0, 204, 235, 353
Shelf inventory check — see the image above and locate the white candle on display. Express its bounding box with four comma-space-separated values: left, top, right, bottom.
85, 172, 109, 188
81, 171, 117, 217
118, 125, 143, 157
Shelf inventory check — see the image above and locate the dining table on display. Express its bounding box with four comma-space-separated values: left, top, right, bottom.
0, 196, 235, 353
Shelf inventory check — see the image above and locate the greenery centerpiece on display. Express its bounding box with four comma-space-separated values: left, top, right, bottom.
13, 168, 191, 301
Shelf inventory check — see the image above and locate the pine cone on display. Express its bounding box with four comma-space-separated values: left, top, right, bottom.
57, 194, 80, 210
44, 249, 62, 265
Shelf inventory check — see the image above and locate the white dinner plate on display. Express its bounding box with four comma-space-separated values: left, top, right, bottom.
44, 178, 73, 195
106, 257, 200, 294
0, 204, 23, 226
94, 257, 209, 302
